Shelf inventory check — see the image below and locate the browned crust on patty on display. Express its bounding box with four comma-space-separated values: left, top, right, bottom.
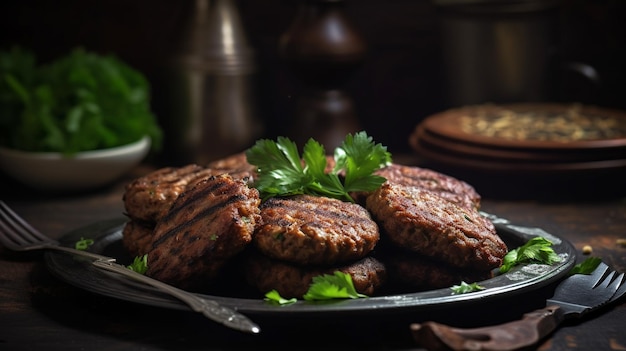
206, 152, 258, 180
253, 195, 380, 266
380, 249, 493, 290
244, 253, 387, 298
374, 164, 481, 209
123, 162, 256, 224
123, 165, 222, 223
146, 174, 261, 290
121, 220, 154, 257
366, 182, 506, 271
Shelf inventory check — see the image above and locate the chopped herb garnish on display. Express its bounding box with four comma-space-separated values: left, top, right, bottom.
75, 237, 94, 250
450, 281, 485, 294
569, 256, 602, 275
127, 254, 148, 274
303, 271, 368, 301
264, 290, 297, 305
500, 236, 561, 273
245, 131, 391, 202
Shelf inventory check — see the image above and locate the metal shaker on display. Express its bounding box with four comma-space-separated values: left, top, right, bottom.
160, 0, 262, 165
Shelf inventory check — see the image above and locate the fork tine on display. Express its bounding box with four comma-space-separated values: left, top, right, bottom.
609, 273, 626, 303
596, 270, 617, 290
0, 201, 57, 249
559, 262, 609, 291
1, 201, 44, 238
0, 215, 20, 249
0, 202, 27, 249
589, 262, 610, 287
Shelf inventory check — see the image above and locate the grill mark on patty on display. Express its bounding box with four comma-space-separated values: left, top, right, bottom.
366, 182, 506, 270
261, 196, 374, 227
146, 173, 261, 290
161, 176, 231, 220
123, 160, 257, 224
152, 193, 246, 247
255, 194, 380, 265
261, 197, 374, 247
374, 164, 481, 209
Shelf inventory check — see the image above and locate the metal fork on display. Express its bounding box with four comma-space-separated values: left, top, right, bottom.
0, 200, 260, 334
412, 262, 626, 350
0, 201, 114, 261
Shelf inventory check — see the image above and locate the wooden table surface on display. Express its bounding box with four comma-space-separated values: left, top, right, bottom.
1, 162, 625, 351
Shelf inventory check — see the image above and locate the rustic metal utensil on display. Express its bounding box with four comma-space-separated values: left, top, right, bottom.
0, 201, 260, 334
411, 261, 626, 351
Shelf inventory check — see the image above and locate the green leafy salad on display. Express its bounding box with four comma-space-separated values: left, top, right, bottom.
0, 47, 162, 154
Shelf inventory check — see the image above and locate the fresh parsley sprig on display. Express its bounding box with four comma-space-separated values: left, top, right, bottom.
75, 237, 94, 250
303, 271, 367, 301
127, 254, 148, 274
245, 131, 391, 202
450, 281, 485, 294
263, 271, 368, 304
569, 256, 601, 275
500, 236, 561, 273
264, 290, 297, 305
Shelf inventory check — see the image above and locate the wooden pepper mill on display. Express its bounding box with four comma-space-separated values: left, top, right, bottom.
280, 0, 366, 150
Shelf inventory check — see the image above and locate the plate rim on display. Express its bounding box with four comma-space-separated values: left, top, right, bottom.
44, 215, 577, 316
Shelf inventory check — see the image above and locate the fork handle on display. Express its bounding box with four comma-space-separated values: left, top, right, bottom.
410, 305, 563, 351
91, 260, 260, 334
47, 244, 117, 262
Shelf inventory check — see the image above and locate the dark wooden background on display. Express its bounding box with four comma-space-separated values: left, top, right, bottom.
1, 0, 625, 159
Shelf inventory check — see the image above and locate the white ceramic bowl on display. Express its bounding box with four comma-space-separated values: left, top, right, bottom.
0, 136, 150, 192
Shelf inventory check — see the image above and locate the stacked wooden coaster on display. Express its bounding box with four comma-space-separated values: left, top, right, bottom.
410, 103, 626, 176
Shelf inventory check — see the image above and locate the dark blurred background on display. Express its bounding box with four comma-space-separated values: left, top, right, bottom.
1, 0, 625, 164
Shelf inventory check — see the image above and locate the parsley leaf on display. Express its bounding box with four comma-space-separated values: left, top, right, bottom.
264, 290, 297, 305
245, 136, 311, 199
335, 132, 391, 193
303, 271, 367, 300
450, 281, 485, 294
569, 256, 602, 275
127, 254, 148, 274
75, 237, 94, 250
500, 236, 561, 273
245, 131, 391, 202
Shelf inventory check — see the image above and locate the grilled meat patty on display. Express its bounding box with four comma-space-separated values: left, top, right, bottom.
379, 248, 493, 290
244, 252, 387, 299
121, 220, 154, 257
366, 182, 506, 271
146, 174, 261, 290
206, 152, 258, 180
121, 151, 505, 294
352, 164, 481, 209
123, 158, 257, 225
254, 194, 380, 266
123, 164, 224, 224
